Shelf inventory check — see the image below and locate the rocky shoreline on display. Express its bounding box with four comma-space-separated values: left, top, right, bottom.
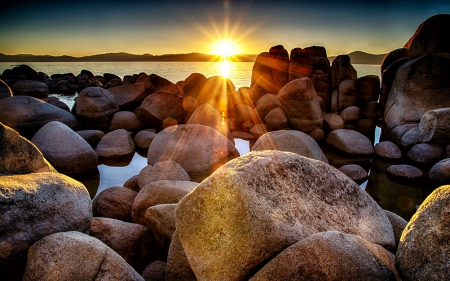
1, 14, 450, 281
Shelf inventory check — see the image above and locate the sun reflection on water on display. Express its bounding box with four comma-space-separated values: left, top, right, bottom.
221, 59, 230, 78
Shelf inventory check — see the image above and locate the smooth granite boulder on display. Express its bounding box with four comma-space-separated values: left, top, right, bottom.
134, 130, 156, 150
374, 141, 402, 160
147, 124, 239, 182
165, 231, 197, 281
22, 231, 144, 281
109, 111, 144, 131
386, 164, 423, 182
144, 203, 177, 255
419, 108, 450, 143
197, 76, 236, 115
76, 129, 104, 148
107, 82, 147, 111
95, 129, 135, 158
139, 91, 186, 129
265, 107, 289, 131
12, 80, 49, 98
255, 94, 282, 120
0, 173, 92, 280
138, 161, 190, 190
326, 129, 374, 155
384, 210, 408, 252
175, 151, 395, 281
31, 121, 98, 175
142, 261, 166, 281
338, 164, 368, 185
0, 122, 55, 174
92, 186, 138, 222
428, 159, 450, 183
407, 143, 443, 164
396, 185, 450, 281
331, 55, 357, 89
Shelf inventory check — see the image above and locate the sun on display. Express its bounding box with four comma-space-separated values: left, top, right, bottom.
213, 39, 240, 59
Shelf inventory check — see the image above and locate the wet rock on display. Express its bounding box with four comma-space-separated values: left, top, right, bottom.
419, 108, 450, 143
12, 80, 49, 98
76, 129, 104, 148
89, 217, 155, 272
0, 79, 13, 100
92, 186, 137, 222
338, 79, 356, 112
374, 141, 402, 160
147, 124, 239, 182
108, 82, 147, 111
0, 173, 92, 280
383, 210, 407, 252
31, 121, 98, 175
144, 204, 177, 255
175, 151, 395, 281
138, 161, 190, 189
403, 14, 450, 59
326, 129, 374, 155
109, 111, 144, 131
355, 75, 380, 105
165, 231, 197, 281
142, 261, 166, 281
338, 164, 368, 184
139, 91, 186, 129
132, 180, 197, 225
386, 164, 423, 182
0, 122, 55, 174
0, 96, 79, 139
331, 55, 357, 89
396, 185, 450, 280
407, 143, 443, 164
340, 106, 360, 123
22, 231, 144, 281
134, 130, 156, 150
265, 107, 289, 131
278, 77, 323, 133
75, 87, 119, 130
95, 129, 135, 158
428, 159, 450, 183
251, 130, 328, 163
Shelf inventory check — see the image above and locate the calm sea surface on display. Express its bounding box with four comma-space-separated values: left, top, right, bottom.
3, 62, 430, 220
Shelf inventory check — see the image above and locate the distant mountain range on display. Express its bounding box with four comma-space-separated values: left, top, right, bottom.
0, 51, 386, 64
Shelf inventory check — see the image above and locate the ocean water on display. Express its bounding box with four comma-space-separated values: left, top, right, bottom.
3, 61, 431, 220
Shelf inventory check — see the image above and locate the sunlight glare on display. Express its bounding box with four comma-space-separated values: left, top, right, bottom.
213, 39, 240, 59
221, 60, 230, 78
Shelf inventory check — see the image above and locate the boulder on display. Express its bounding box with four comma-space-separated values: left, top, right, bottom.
181, 73, 207, 100
326, 129, 374, 155
132, 180, 197, 225
197, 76, 236, 114
340, 106, 360, 123
355, 75, 380, 105
175, 151, 395, 281
428, 159, 450, 183
0, 96, 79, 139
138, 73, 183, 96
386, 164, 423, 182
134, 130, 156, 150
383, 210, 407, 252
403, 14, 450, 58
338, 79, 356, 112
92, 186, 137, 222
0, 122, 55, 174
138, 161, 190, 189
278, 77, 323, 133
255, 93, 282, 120
42, 97, 70, 111
165, 231, 197, 281
147, 124, 239, 182
396, 185, 450, 280
374, 141, 402, 160
399, 125, 421, 148
140, 91, 186, 129
249, 231, 398, 281
0, 173, 91, 280
109, 111, 144, 131
407, 143, 443, 164
124, 175, 140, 192
338, 164, 368, 184
107, 82, 147, 111
251, 130, 328, 163
144, 203, 177, 254
251, 52, 271, 87
331, 55, 357, 89
76, 129, 104, 148
75, 87, 119, 130
419, 108, 450, 143
289, 53, 313, 81
22, 231, 144, 281
186, 103, 234, 143
12, 80, 49, 98
382, 53, 450, 143
142, 261, 166, 281
31, 121, 98, 175
249, 123, 269, 139
232, 103, 258, 125
264, 107, 289, 131
311, 73, 331, 110
380, 48, 409, 73
268, 45, 290, 91
360, 100, 379, 120
309, 128, 325, 142
249, 67, 277, 104
322, 113, 345, 132
89, 217, 156, 272
95, 129, 135, 158
0, 79, 12, 100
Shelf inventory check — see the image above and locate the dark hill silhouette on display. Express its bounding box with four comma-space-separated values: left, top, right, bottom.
328, 51, 386, 64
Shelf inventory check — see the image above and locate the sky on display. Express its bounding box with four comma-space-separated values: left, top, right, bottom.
0, 0, 449, 57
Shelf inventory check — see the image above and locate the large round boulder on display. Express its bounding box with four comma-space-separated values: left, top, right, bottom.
75, 87, 119, 130
139, 91, 186, 129
0, 96, 79, 139
138, 161, 190, 190
12, 80, 49, 98
107, 82, 147, 111
0, 173, 92, 280
31, 121, 98, 175
95, 129, 135, 158
196, 76, 236, 114
92, 186, 138, 222
175, 150, 395, 281
326, 129, 374, 155
22, 231, 144, 281
396, 185, 450, 281
147, 124, 239, 182
251, 130, 328, 163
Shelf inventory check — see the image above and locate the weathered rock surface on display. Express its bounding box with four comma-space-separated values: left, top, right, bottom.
249, 231, 398, 281
428, 159, 450, 183
89, 217, 155, 272
278, 77, 323, 133
132, 180, 197, 225
139, 91, 186, 129
92, 186, 137, 222
138, 161, 190, 189
95, 129, 135, 158
12, 80, 49, 98
22, 231, 144, 281
0, 96, 79, 139
147, 124, 239, 182
326, 129, 374, 155
31, 121, 98, 175
0, 122, 55, 174
176, 151, 395, 281
396, 185, 450, 281
75, 87, 119, 130
374, 141, 402, 160
251, 130, 328, 163
144, 203, 177, 254
0, 173, 92, 280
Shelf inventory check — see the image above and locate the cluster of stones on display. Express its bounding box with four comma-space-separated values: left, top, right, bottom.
1, 13, 450, 281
